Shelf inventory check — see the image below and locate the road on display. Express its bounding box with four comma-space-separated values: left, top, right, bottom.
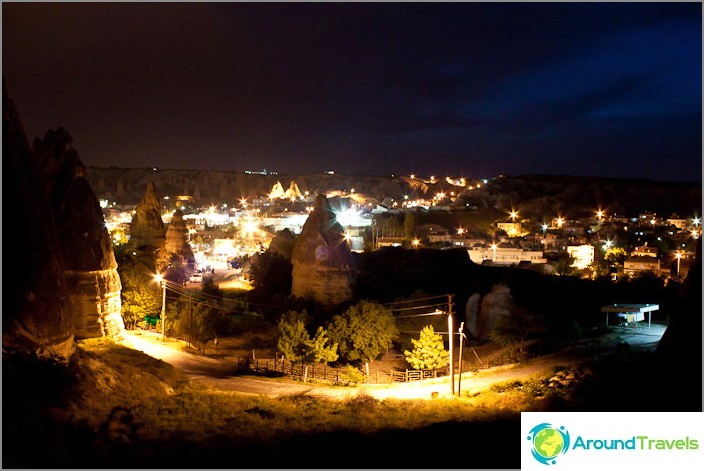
120, 324, 666, 401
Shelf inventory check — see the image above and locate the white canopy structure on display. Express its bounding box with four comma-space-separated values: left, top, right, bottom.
600, 303, 659, 329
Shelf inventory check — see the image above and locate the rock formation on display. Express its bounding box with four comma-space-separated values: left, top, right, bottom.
472, 284, 512, 340
128, 181, 167, 268
2, 79, 75, 361
653, 238, 701, 410
269, 180, 286, 199
32, 128, 125, 340
284, 181, 302, 200
164, 208, 194, 266
268, 228, 296, 260
291, 194, 353, 307
465, 293, 482, 338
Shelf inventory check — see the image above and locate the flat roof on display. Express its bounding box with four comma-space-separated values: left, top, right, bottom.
600, 303, 660, 313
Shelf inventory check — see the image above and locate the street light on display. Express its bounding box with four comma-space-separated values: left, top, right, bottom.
154, 274, 166, 341
509, 210, 518, 221
675, 252, 682, 276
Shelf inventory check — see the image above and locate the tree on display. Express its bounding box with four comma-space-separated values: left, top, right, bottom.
404, 325, 449, 371
119, 265, 162, 329
171, 297, 225, 352
276, 310, 338, 382
403, 211, 416, 248
553, 253, 577, 276
327, 300, 399, 375
489, 300, 544, 357
248, 251, 292, 307
605, 247, 628, 267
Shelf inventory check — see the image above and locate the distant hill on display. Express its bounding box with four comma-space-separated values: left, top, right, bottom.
86, 167, 701, 217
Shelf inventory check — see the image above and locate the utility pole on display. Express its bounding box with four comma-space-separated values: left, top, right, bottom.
447, 294, 455, 396
187, 293, 192, 347
457, 321, 466, 396
160, 279, 166, 341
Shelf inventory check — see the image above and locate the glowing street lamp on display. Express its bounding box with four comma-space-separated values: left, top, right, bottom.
457, 227, 466, 236
556, 217, 564, 228
675, 252, 682, 276
154, 274, 166, 341
541, 224, 548, 235
412, 238, 420, 249
509, 210, 518, 221
603, 240, 613, 251
596, 209, 604, 221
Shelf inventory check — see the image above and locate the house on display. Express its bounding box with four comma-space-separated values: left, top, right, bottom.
623, 256, 661, 278
567, 245, 595, 269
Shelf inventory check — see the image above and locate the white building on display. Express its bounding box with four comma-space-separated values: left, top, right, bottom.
567, 245, 595, 269
468, 246, 546, 265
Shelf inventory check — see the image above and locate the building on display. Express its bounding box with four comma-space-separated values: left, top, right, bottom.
496, 221, 522, 237
468, 246, 546, 265
623, 256, 661, 278
631, 243, 658, 258
567, 245, 595, 269
666, 214, 688, 230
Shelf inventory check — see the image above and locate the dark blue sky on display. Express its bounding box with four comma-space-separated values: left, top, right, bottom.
2, 2, 702, 182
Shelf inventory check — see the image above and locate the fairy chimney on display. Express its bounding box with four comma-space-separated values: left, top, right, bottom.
291, 194, 353, 307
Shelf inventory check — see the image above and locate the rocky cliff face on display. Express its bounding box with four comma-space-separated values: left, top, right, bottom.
2, 79, 75, 361
32, 128, 125, 340
291, 194, 353, 307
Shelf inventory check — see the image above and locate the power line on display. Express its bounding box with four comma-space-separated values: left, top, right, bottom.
382, 294, 451, 307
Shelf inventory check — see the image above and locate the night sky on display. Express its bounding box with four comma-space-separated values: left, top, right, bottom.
2, 2, 702, 182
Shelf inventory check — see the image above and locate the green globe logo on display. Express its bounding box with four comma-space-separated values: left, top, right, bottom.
527, 423, 571, 465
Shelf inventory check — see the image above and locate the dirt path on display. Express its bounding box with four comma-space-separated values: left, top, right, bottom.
121, 324, 665, 401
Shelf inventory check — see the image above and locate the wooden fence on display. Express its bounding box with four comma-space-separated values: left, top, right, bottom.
235, 350, 522, 385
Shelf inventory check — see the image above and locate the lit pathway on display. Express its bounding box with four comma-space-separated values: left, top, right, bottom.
120, 324, 666, 401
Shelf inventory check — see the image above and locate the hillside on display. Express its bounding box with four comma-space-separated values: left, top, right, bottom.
86, 167, 700, 217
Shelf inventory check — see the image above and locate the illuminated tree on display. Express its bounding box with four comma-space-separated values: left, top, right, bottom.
277, 310, 338, 382
605, 247, 628, 267
404, 325, 449, 370
119, 266, 162, 329
327, 300, 399, 375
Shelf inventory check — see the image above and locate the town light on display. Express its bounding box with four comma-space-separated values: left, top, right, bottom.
412, 238, 420, 248
510, 210, 518, 221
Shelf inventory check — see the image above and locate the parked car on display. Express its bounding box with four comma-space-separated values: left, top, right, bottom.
189, 272, 203, 283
